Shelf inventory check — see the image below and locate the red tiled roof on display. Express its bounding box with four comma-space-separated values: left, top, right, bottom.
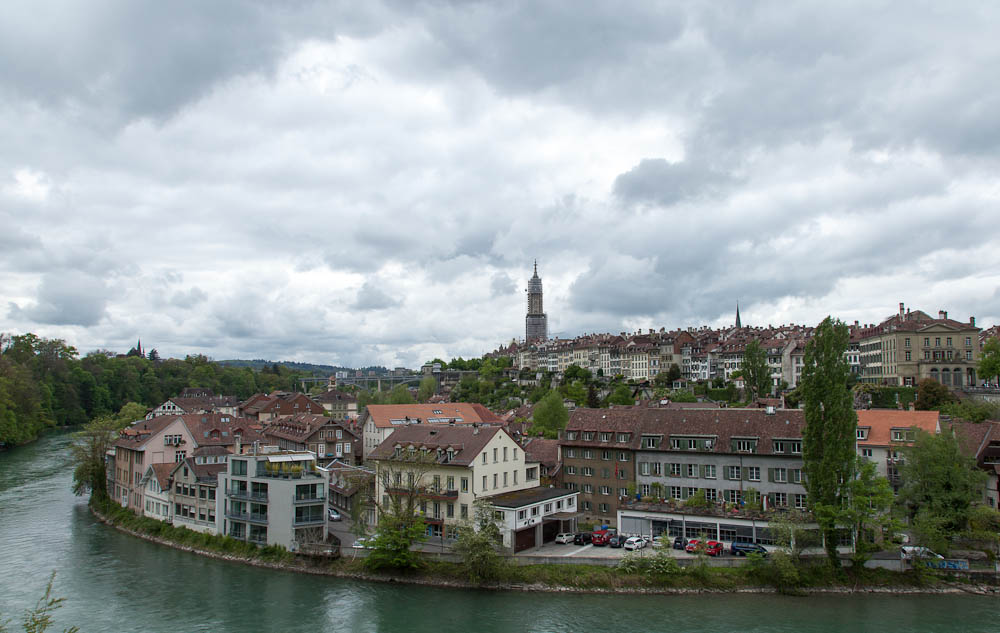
856, 410, 939, 447
364, 403, 504, 429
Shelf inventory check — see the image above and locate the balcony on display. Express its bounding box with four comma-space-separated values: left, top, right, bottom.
387, 486, 458, 500
293, 493, 325, 504
248, 535, 267, 546
228, 489, 268, 502
293, 516, 325, 527
248, 512, 269, 525
226, 510, 249, 521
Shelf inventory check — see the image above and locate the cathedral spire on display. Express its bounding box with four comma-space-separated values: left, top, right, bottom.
526, 261, 547, 341
735, 303, 742, 329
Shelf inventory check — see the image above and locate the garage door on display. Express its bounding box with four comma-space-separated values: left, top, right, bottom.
542, 521, 559, 543
514, 527, 536, 552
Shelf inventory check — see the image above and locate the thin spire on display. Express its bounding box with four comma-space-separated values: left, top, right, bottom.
533, 259, 538, 276
735, 303, 742, 329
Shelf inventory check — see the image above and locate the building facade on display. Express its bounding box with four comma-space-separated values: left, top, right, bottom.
525, 261, 547, 342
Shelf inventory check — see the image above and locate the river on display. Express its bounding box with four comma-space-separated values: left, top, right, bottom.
1, 432, 997, 633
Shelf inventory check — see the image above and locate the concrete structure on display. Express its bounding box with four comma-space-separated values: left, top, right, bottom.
217, 448, 329, 550
489, 487, 579, 552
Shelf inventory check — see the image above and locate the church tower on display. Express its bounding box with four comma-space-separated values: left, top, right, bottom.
525, 261, 548, 341
735, 303, 742, 329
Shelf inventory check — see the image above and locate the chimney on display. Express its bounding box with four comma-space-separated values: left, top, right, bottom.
899, 302, 904, 318
938, 310, 945, 319
943, 311, 948, 319
971, 316, 976, 327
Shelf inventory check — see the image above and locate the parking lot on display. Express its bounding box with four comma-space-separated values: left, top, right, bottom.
520, 538, 704, 559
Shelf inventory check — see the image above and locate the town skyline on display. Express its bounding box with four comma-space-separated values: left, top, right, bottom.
4, 3, 1000, 368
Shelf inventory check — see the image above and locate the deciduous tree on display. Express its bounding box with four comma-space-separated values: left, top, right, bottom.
801, 316, 857, 568
532, 390, 568, 438
978, 338, 1000, 385
742, 340, 771, 401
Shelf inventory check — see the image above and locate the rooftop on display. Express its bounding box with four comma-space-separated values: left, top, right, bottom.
488, 486, 576, 509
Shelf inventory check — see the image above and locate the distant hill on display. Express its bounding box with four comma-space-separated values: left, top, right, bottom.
217, 359, 390, 376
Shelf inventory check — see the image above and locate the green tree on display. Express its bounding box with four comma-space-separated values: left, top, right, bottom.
915, 378, 956, 410
653, 371, 672, 388
387, 384, 415, 405
562, 364, 591, 384
532, 390, 568, 438
70, 402, 145, 499
843, 457, 898, 566
898, 428, 987, 553
453, 499, 509, 583
0, 572, 79, 633
800, 316, 857, 568
742, 340, 771, 402
586, 383, 600, 408
606, 384, 633, 406
417, 376, 438, 402
978, 337, 1000, 385
666, 363, 682, 383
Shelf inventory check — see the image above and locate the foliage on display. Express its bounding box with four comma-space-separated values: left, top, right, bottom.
70, 402, 145, 498
586, 383, 600, 408
0, 572, 79, 633
978, 337, 1000, 384
417, 376, 438, 402
452, 500, 510, 583
707, 385, 736, 402
532, 390, 569, 438
898, 428, 988, 553
684, 488, 710, 509
940, 400, 1000, 423
0, 332, 316, 447
667, 390, 697, 403
915, 379, 956, 410
842, 457, 898, 566
800, 316, 857, 568
742, 340, 771, 401
606, 384, 633, 406
562, 364, 592, 384
364, 517, 427, 571
865, 386, 916, 409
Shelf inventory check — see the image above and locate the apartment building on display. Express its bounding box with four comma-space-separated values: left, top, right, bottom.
855, 409, 940, 488
367, 425, 545, 545
858, 303, 981, 387
171, 455, 225, 534
360, 403, 504, 458
217, 448, 329, 550
263, 413, 361, 465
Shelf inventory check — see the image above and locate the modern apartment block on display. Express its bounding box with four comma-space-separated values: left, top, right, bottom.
217, 448, 329, 551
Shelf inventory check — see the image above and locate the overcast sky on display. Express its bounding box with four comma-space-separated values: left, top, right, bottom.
3, 2, 1000, 368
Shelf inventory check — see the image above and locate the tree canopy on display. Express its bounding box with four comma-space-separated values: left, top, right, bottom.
979, 338, 1000, 385
532, 390, 569, 438
742, 340, 771, 402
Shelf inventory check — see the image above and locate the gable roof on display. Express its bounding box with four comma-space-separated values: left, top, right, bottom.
367, 424, 511, 466
856, 410, 940, 446
363, 403, 504, 429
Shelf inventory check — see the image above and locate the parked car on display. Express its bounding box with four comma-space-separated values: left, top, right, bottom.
704, 540, 724, 556
901, 546, 944, 560
730, 541, 768, 556
651, 535, 665, 548
684, 539, 702, 553
351, 537, 372, 549
592, 530, 612, 546
328, 508, 342, 522
608, 534, 627, 548
574, 532, 593, 545
624, 536, 647, 551
554, 533, 575, 544
673, 536, 688, 550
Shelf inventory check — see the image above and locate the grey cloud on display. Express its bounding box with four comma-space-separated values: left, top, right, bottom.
169, 287, 208, 309
613, 158, 731, 206
8, 271, 109, 326
353, 281, 402, 311
490, 273, 517, 298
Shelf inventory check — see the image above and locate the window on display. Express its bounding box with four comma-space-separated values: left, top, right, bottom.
599, 503, 609, 513
687, 439, 697, 450
669, 463, 681, 476
861, 448, 873, 458
924, 337, 930, 347
602, 450, 611, 461
482, 453, 487, 464
905, 338, 910, 348
565, 448, 576, 458
503, 472, 508, 487
600, 486, 611, 495
513, 448, 518, 461
526, 467, 538, 481
618, 452, 629, 462
705, 488, 717, 502
617, 433, 630, 443
947, 337, 953, 347
747, 467, 760, 481
583, 501, 592, 511
774, 492, 787, 507
734, 440, 755, 453
794, 494, 807, 509
856, 428, 867, 440
727, 465, 741, 480
566, 432, 577, 441
582, 467, 594, 477
652, 462, 662, 476
503, 447, 508, 462
773, 468, 787, 483
670, 438, 681, 450
789, 441, 802, 454
967, 350, 973, 360
966, 337, 972, 347
599, 432, 611, 442
583, 432, 595, 441
517, 509, 526, 520
231, 459, 247, 475
447, 476, 455, 491
643, 436, 657, 448
583, 450, 593, 459
493, 474, 498, 489
544, 503, 552, 512
704, 464, 716, 479
482, 475, 487, 490
791, 469, 802, 484
619, 488, 628, 497
566, 466, 577, 475
891, 429, 916, 442
669, 486, 682, 499
583, 484, 593, 493
640, 462, 650, 476
905, 351, 911, 361
686, 464, 697, 478
493, 448, 498, 463
935, 337, 941, 347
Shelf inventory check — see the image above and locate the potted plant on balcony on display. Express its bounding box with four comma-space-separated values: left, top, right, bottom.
290, 464, 303, 478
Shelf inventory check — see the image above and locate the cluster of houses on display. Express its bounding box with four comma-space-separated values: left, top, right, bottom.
491, 302, 989, 390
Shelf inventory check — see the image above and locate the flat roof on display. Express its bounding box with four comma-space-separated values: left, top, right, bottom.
488, 486, 576, 509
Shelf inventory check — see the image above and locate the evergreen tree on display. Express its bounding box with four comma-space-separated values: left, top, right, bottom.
742, 340, 771, 401
800, 316, 857, 568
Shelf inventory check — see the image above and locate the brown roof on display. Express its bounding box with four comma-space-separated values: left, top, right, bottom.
173, 457, 226, 483
364, 404, 504, 429
313, 390, 357, 404
523, 437, 559, 468
114, 416, 183, 449
564, 407, 806, 455
951, 420, 999, 462
367, 425, 507, 465
856, 410, 940, 447
148, 463, 175, 489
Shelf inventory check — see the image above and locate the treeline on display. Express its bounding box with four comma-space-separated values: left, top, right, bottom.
0, 333, 315, 448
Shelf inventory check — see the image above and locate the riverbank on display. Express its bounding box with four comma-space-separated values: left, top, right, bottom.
89, 500, 998, 596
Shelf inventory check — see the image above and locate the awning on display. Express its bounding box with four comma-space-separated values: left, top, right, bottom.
543, 511, 582, 520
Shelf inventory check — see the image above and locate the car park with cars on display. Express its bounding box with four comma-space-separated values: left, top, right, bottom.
673, 536, 688, 550
554, 533, 575, 544
623, 536, 647, 551
574, 532, 593, 545
608, 534, 627, 548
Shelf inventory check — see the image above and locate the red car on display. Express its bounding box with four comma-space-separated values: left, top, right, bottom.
591, 529, 613, 546
685, 539, 724, 556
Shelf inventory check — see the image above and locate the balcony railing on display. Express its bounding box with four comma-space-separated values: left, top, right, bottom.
293, 516, 325, 527
293, 493, 325, 504
248, 535, 267, 545
228, 489, 268, 502
226, 510, 249, 521
248, 512, 269, 524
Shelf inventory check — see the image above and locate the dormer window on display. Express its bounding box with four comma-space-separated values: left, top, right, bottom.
856, 428, 868, 441
617, 433, 630, 443
583, 432, 595, 441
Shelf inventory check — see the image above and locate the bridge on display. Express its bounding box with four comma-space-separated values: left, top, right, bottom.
326, 374, 424, 392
